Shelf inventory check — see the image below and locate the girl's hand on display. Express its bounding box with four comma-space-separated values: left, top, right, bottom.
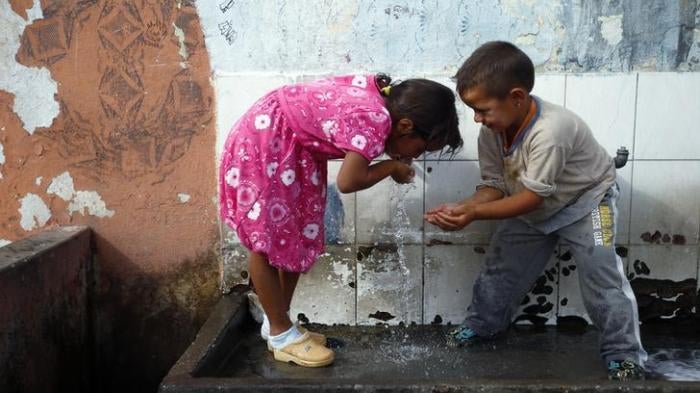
390, 160, 415, 184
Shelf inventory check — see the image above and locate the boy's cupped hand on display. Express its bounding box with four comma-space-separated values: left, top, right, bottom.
424, 202, 475, 231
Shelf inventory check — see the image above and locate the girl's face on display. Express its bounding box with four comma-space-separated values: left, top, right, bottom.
384, 118, 443, 160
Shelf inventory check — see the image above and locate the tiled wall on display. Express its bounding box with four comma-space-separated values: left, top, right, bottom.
219, 72, 700, 327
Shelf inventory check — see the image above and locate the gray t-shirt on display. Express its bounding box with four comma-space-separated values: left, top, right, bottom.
477, 97, 616, 233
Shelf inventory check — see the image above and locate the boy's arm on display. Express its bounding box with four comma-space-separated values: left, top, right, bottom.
425, 186, 504, 216
336, 151, 413, 193
431, 189, 543, 231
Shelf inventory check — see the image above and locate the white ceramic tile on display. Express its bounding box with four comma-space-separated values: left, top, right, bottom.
356, 162, 424, 244
615, 163, 633, 244
356, 244, 422, 325
214, 74, 294, 159
513, 248, 559, 325
629, 161, 700, 245
290, 246, 356, 325
326, 161, 356, 245
424, 245, 487, 324
565, 74, 636, 158
635, 73, 700, 159
532, 74, 566, 106
627, 245, 699, 321
423, 160, 498, 244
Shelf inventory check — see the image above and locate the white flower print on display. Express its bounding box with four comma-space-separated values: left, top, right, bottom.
224, 167, 240, 187
236, 183, 258, 206
268, 201, 289, 222
280, 169, 296, 186
321, 119, 338, 138
270, 138, 282, 153
312, 90, 334, 103
303, 223, 320, 240
250, 232, 269, 252
351, 75, 367, 88
351, 134, 367, 150
247, 201, 261, 220
266, 162, 278, 178
368, 111, 388, 123
310, 170, 320, 186
254, 114, 271, 130
346, 87, 366, 97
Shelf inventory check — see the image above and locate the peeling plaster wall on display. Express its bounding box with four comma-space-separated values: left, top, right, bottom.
196, 1, 700, 328
197, 0, 699, 74
0, 1, 219, 392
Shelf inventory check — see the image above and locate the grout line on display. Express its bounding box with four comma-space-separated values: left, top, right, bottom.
563, 74, 568, 108
353, 174, 358, 326
421, 158, 426, 324
626, 73, 640, 246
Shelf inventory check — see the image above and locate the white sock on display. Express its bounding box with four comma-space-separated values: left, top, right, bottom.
261, 311, 292, 340
261, 314, 270, 340
269, 325, 303, 349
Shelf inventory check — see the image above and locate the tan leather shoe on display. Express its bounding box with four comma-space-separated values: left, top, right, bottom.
267, 325, 326, 351
273, 332, 335, 367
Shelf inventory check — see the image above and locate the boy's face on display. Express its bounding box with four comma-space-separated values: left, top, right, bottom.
460, 85, 523, 134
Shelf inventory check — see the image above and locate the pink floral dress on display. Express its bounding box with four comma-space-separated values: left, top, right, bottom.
219, 75, 392, 272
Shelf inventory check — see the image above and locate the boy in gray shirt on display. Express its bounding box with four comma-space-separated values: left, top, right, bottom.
425, 41, 646, 380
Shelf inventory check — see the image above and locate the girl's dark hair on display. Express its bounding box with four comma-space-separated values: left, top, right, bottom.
454, 41, 534, 98
376, 74, 463, 154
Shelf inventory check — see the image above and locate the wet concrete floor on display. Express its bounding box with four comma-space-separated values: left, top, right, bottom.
209, 320, 700, 384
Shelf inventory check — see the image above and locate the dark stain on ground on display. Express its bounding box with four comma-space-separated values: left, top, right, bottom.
473, 246, 486, 254
556, 315, 589, 334
426, 166, 432, 173
559, 250, 572, 261
615, 246, 628, 258
633, 259, 651, 275
641, 230, 663, 243
356, 244, 398, 261
523, 302, 553, 315
631, 277, 698, 321
431, 315, 443, 324
369, 311, 395, 321
520, 295, 530, 305
512, 314, 548, 326
662, 234, 671, 243
426, 238, 453, 247
348, 281, 355, 289
560, 297, 568, 306
531, 276, 554, 295
297, 313, 310, 324
672, 234, 686, 245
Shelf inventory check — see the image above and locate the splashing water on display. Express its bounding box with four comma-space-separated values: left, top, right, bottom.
385, 181, 418, 320
645, 349, 700, 381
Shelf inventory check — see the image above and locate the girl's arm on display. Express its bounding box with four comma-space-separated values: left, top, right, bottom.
336, 152, 413, 193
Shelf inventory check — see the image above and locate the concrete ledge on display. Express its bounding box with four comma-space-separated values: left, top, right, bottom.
161, 291, 700, 393
0, 226, 93, 393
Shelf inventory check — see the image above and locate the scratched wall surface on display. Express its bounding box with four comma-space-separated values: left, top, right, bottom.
198, 0, 699, 74
198, 1, 700, 328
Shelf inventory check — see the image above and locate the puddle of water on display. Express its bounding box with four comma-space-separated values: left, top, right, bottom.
645, 349, 700, 381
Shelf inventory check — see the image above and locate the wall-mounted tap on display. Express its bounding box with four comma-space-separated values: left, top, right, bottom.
614, 146, 629, 169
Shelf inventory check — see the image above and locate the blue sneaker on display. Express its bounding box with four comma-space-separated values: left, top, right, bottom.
446, 325, 483, 347
607, 359, 645, 381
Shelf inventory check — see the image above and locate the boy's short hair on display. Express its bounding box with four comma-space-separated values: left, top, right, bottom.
454, 41, 534, 98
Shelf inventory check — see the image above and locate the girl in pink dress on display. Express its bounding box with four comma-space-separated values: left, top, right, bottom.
219, 74, 462, 367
